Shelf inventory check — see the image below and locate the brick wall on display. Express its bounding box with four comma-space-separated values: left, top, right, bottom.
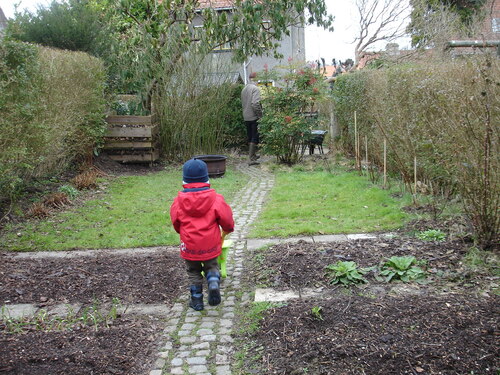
481, 0, 500, 38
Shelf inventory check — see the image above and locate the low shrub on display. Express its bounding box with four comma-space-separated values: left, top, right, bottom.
71, 169, 101, 190
43, 192, 71, 208
27, 202, 50, 218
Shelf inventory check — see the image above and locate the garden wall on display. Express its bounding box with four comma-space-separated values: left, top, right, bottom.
0, 41, 106, 201
332, 55, 499, 248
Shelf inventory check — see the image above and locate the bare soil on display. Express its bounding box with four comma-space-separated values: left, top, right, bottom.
242, 237, 499, 375
1, 250, 186, 375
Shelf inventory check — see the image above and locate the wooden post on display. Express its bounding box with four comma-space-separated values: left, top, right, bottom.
354, 111, 359, 170
364, 135, 368, 174
414, 155, 417, 196
383, 138, 387, 188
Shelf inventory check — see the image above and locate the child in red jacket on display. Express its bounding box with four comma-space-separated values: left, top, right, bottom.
170, 159, 234, 311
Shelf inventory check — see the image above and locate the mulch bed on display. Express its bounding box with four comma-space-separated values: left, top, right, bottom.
1, 316, 163, 375
1, 250, 186, 375
0, 250, 186, 305
242, 237, 499, 374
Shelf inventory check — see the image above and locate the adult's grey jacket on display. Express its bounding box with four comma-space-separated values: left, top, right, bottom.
241, 83, 263, 121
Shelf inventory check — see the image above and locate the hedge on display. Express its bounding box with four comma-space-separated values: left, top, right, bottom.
0, 40, 106, 201
332, 56, 499, 248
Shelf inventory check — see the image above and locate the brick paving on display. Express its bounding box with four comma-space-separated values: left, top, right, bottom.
148, 164, 275, 375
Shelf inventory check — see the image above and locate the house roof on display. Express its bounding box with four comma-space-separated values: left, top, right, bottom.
322, 65, 335, 77
0, 6, 8, 30
197, 0, 235, 10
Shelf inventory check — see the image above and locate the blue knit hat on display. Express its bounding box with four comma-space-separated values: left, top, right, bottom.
183, 159, 209, 183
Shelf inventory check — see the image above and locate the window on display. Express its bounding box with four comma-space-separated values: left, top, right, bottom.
193, 25, 203, 42
492, 18, 500, 33
213, 41, 232, 51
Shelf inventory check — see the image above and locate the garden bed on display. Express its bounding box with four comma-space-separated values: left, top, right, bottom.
1, 250, 186, 374
241, 237, 499, 374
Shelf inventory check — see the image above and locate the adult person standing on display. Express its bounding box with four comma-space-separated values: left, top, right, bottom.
241, 72, 263, 166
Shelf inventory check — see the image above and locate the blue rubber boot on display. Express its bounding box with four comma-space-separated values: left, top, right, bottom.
189, 285, 204, 311
206, 271, 221, 306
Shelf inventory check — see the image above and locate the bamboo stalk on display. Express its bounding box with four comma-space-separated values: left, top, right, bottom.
365, 135, 368, 173
354, 111, 359, 170
383, 138, 387, 188
414, 155, 417, 196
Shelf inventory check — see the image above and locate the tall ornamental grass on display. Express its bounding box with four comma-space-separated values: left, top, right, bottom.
0, 41, 106, 201
332, 54, 499, 248
154, 52, 245, 161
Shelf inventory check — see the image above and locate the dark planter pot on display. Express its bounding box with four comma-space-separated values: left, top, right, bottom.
194, 155, 227, 178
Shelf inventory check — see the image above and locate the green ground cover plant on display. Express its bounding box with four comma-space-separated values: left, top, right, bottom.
377, 256, 427, 282
416, 229, 446, 242
325, 261, 367, 286
249, 169, 412, 238
1, 168, 246, 251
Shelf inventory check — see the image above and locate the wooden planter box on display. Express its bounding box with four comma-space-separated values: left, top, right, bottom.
103, 115, 159, 164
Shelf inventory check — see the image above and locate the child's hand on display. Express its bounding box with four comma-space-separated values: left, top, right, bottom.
221, 230, 230, 241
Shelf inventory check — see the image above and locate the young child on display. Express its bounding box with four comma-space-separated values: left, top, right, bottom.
170, 159, 234, 311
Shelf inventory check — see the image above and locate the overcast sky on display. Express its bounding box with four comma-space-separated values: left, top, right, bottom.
1, 0, 412, 65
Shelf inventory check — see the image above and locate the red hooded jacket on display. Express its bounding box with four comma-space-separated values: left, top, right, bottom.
170, 182, 234, 261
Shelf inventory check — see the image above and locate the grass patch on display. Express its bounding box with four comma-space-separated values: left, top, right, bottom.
249, 170, 412, 238
1, 168, 246, 251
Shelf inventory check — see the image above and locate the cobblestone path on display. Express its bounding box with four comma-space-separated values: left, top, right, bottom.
148, 164, 275, 375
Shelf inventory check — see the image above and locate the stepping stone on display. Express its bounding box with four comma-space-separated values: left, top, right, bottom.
123, 304, 171, 316
1, 304, 37, 319
313, 234, 348, 242
47, 303, 82, 317
254, 288, 325, 302
347, 233, 377, 240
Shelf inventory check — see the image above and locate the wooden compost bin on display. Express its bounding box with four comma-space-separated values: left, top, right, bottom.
103, 115, 159, 163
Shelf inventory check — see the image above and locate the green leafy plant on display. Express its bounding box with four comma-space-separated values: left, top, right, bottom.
310, 306, 324, 321
378, 256, 426, 282
416, 229, 446, 242
325, 261, 367, 286
58, 184, 79, 200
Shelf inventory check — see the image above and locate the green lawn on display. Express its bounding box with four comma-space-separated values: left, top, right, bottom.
1, 166, 415, 251
249, 170, 413, 238
1, 168, 247, 251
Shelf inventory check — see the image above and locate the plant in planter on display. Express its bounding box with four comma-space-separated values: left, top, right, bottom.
259, 65, 328, 165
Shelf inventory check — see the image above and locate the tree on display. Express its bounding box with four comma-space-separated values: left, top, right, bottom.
353, 0, 410, 66
104, 0, 333, 106
407, 0, 487, 48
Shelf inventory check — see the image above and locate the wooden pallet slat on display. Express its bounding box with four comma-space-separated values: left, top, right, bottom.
103, 115, 159, 164
105, 126, 156, 138
105, 115, 152, 125
107, 150, 160, 163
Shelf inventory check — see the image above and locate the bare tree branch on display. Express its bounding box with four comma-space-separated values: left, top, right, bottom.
353, 0, 410, 65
